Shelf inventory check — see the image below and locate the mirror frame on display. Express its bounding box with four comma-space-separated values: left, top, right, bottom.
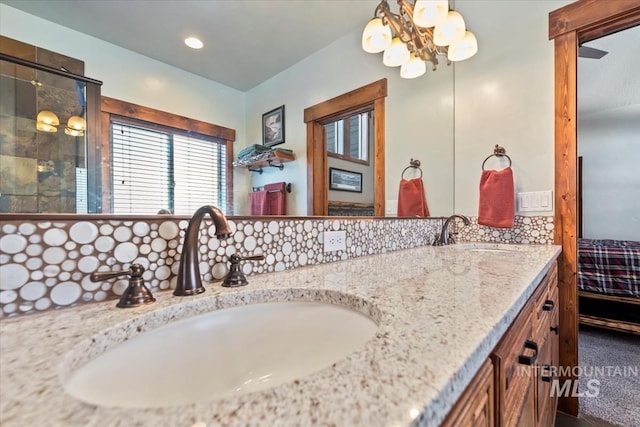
549, 0, 640, 416
304, 79, 387, 216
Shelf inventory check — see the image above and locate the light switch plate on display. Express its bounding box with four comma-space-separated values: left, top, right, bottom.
324, 230, 346, 252
517, 191, 553, 213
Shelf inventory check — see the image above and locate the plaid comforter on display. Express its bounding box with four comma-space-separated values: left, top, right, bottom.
578, 238, 640, 297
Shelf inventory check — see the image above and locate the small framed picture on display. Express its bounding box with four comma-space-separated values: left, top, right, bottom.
329, 167, 363, 193
262, 105, 285, 147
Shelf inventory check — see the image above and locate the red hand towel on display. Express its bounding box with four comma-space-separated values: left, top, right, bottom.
478, 167, 515, 228
397, 178, 430, 217
249, 191, 269, 215
264, 182, 287, 215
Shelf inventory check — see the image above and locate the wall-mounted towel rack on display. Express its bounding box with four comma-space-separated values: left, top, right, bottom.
252, 183, 292, 193
401, 158, 423, 179
482, 145, 512, 170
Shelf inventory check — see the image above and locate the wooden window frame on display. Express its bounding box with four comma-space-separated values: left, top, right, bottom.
304, 79, 387, 216
100, 97, 236, 214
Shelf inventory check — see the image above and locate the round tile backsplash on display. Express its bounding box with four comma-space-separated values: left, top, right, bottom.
0, 215, 553, 318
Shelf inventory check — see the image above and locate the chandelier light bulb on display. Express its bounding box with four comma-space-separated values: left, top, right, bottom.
383, 37, 410, 67
36, 110, 59, 133
362, 17, 393, 53
433, 10, 466, 46
400, 54, 426, 79
67, 116, 86, 131
413, 0, 449, 28
448, 30, 478, 61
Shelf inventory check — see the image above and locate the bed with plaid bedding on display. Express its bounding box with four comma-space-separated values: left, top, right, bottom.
578, 238, 640, 298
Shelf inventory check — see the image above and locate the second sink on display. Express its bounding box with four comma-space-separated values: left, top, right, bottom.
62, 300, 378, 408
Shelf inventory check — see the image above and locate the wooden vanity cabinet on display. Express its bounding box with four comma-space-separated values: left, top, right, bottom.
441, 359, 494, 427
491, 263, 559, 427
441, 263, 559, 427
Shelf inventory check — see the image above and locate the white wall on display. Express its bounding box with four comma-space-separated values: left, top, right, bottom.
453, 0, 570, 217
578, 106, 640, 241
244, 29, 454, 217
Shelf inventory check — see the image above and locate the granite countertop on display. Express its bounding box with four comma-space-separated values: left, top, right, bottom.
0, 243, 561, 427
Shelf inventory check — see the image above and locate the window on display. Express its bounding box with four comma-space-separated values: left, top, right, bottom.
111, 118, 228, 215
324, 110, 372, 164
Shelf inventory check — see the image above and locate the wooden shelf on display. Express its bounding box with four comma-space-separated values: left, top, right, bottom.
233, 150, 295, 174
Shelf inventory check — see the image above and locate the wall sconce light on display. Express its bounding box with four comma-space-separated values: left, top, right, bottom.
65, 116, 86, 136
36, 110, 60, 132
362, 0, 478, 79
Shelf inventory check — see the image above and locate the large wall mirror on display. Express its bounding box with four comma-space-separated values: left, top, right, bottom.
1, 36, 455, 218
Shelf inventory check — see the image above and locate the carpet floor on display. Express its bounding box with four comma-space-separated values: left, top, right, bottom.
578, 326, 640, 426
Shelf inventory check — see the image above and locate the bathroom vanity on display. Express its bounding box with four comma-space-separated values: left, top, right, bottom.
0, 243, 560, 427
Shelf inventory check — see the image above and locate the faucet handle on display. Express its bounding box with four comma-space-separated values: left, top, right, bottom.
222, 254, 266, 288
90, 264, 156, 308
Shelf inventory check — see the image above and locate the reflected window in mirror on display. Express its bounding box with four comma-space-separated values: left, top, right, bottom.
110, 117, 228, 215
100, 97, 236, 215
325, 110, 372, 165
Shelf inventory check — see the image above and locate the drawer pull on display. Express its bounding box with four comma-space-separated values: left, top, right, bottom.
550, 325, 559, 335
518, 340, 539, 365
542, 300, 555, 311
541, 365, 553, 382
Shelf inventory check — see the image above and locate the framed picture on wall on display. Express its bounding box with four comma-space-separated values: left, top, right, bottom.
329, 167, 362, 193
262, 105, 285, 147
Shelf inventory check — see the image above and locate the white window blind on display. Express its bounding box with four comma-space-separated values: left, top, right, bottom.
173, 134, 227, 215
111, 120, 227, 214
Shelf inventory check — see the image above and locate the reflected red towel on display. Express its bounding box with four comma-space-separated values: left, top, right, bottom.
249, 191, 268, 215
397, 178, 430, 217
478, 167, 515, 228
264, 182, 287, 215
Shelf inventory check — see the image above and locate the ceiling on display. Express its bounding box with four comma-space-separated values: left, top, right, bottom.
579, 24, 640, 116
2, 0, 378, 92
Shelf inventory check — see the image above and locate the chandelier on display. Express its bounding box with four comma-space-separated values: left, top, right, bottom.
362, 0, 478, 79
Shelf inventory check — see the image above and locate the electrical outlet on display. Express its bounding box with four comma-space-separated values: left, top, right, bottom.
324, 230, 346, 252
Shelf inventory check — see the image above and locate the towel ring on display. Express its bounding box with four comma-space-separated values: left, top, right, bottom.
401, 158, 423, 179
482, 145, 512, 170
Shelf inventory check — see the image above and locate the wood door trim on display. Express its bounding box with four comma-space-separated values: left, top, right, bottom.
549, 0, 640, 416
304, 79, 387, 216
548, 0, 640, 39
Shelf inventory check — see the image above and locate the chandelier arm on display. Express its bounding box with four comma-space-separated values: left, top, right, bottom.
378, 1, 412, 44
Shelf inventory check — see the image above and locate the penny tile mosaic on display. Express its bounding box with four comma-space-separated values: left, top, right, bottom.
0, 215, 554, 318
456, 216, 555, 245
0, 217, 443, 317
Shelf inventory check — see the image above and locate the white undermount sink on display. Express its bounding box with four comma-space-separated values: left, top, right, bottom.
62, 301, 377, 409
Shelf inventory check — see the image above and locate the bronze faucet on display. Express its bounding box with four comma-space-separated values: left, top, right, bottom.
174, 205, 232, 296
433, 214, 471, 246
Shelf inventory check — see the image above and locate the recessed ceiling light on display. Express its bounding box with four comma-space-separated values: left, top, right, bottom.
184, 37, 203, 49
